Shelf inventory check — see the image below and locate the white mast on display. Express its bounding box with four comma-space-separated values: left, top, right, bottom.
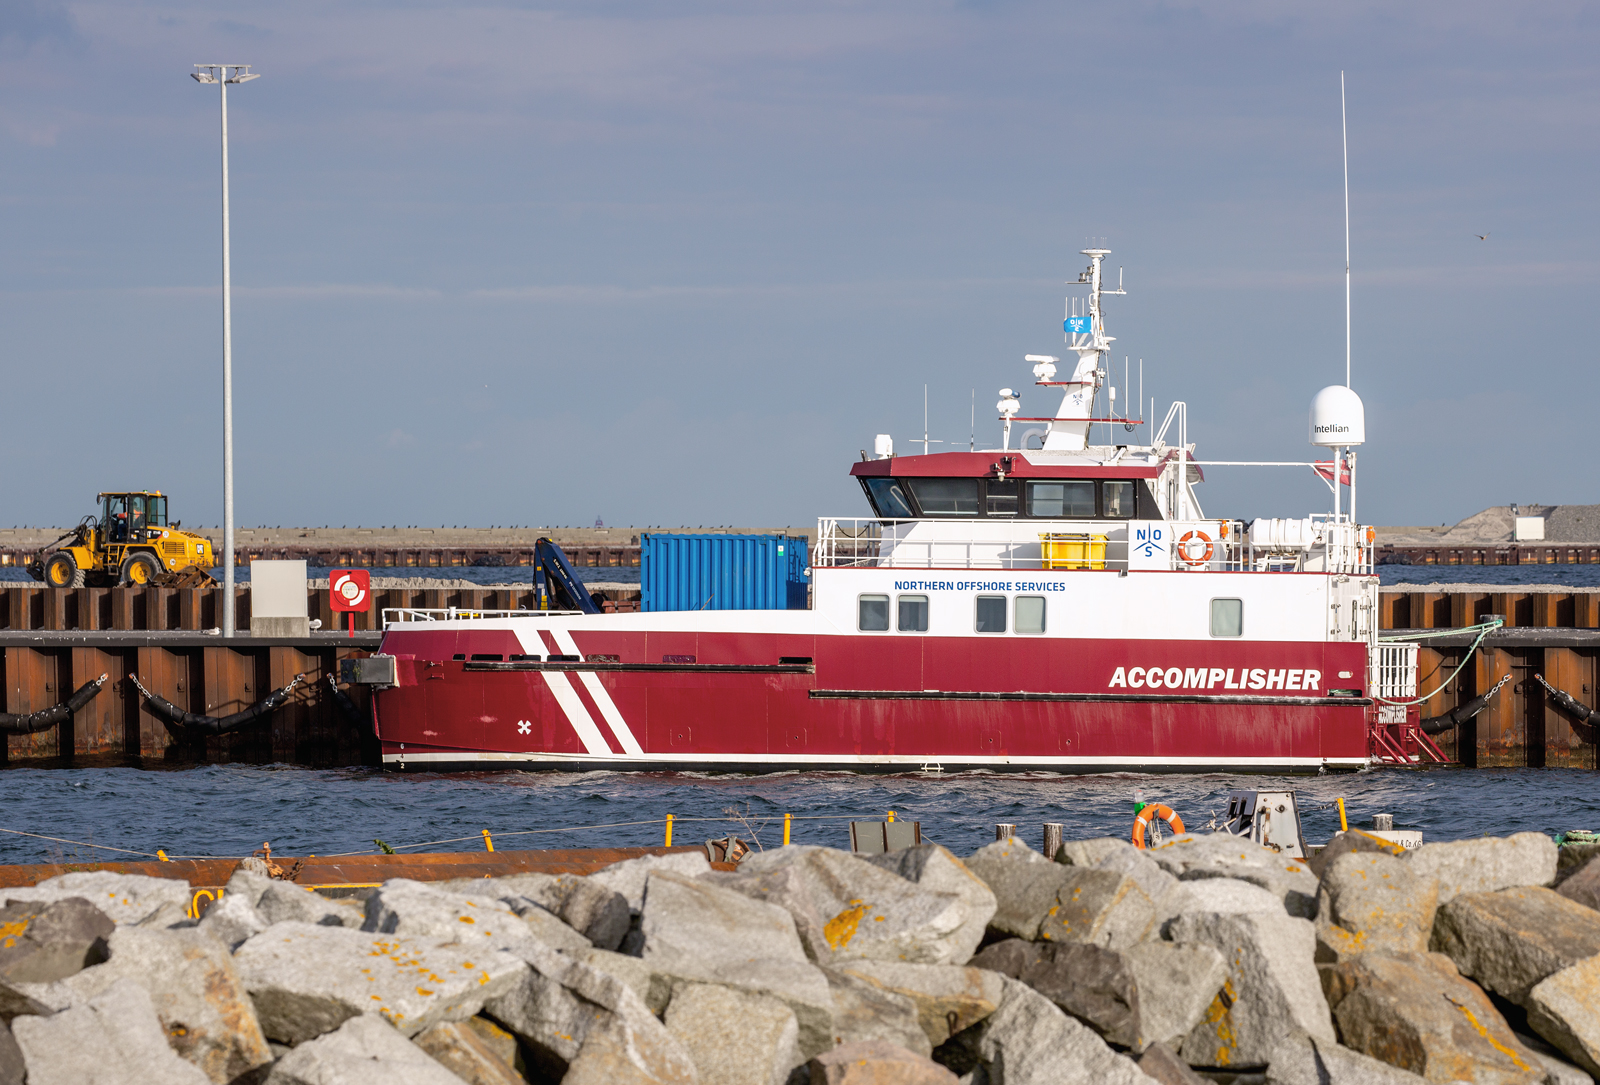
1042, 247, 1124, 451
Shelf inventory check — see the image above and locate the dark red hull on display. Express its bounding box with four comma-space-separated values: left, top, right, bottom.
372, 625, 1371, 773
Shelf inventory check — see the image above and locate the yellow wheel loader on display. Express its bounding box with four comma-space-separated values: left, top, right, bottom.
27, 492, 216, 588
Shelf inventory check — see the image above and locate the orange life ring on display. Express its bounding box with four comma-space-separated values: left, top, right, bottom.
1177, 531, 1213, 566
1131, 804, 1185, 848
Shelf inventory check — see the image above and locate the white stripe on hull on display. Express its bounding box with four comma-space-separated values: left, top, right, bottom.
538, 672, 612, 756
547, 627, 644, 755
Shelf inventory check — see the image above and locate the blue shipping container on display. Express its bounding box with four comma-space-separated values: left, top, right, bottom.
640, 534, 810, 612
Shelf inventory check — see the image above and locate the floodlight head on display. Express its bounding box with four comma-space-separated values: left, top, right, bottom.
191, 72, 218, 84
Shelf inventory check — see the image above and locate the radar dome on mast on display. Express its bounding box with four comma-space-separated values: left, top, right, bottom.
1309, 385, 1365, 447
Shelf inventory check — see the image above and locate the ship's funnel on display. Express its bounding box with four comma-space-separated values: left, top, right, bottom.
1309, 385, 1365, 447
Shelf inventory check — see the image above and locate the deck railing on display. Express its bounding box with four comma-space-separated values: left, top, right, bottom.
381, 607, 582, 628
814, 516, 1373, 574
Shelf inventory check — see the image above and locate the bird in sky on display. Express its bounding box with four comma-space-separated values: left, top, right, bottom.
1474, 232, 1490, 240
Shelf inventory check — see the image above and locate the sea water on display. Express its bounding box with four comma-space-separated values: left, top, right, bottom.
0, 765, 1593, 866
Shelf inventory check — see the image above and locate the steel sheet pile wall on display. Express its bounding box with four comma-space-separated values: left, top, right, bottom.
0, 638, 377, 767
1381, 588, 1600, 769
640, 534, 810, 612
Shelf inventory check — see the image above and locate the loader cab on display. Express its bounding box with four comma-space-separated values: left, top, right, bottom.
102, 493, 167, 544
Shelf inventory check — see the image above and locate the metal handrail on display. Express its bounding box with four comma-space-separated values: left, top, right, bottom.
815, 516, 1374, 574
381, 607, 582, 628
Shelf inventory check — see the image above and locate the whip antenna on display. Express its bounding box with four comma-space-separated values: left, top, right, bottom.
1342, 71, 1351, 389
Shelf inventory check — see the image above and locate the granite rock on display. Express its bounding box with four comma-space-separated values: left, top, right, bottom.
10, 977, 211, 1085
364, 877, 591, 953
1161, 878, 1284, 919
1555, 856, 1600, 914
1122, 941, 1230, 1051
666, 981, 800, 1085
413, 1019, 527, 1085
234, 921, 526, 1042
197, 892, 269, 951
0, 897, 112, 984
61, 925, 273, 1083
0, 1019, 20, 1085
1307, 829, 1409, 879
820, 964, 931, 1057
1320, 951, 1544, 1084
1525, 952, 1600, 1076
1170, 911, 1334, 1067
484, 925, 699, 1082
2, 871, 191, 926
712, 846, 972, 965
1265, 1030, 1429, 1085
834, 960, 1004, 1049
263, 1013, 463, 1085
591, 852, 713, 914
806, 1038, 958, 1085
1431, 885, 1600, 1002
1135, 1042, 1210, 1085
937, 976, 1155, 1085
1401, 833, 1557, 904
1149, 834, 1320, 918
864, 844, 998, 964
1315, 851, 1439, 962
969, 938, 1138, 1045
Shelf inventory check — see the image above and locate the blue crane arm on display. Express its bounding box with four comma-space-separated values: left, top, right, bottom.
534, 538, 601, 614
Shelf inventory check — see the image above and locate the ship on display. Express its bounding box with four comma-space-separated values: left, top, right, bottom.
364, 248, 1415, 773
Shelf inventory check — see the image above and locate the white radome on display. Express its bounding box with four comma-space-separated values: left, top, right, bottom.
1309, 385, 1365, 447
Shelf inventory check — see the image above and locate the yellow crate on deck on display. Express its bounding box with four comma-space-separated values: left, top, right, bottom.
1040, 533, 1107, 570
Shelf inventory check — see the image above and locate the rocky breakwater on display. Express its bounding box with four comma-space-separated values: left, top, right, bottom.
0, 833, 1598, 1084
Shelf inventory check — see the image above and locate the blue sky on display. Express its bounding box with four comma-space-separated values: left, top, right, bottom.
2, 1, 1596, 530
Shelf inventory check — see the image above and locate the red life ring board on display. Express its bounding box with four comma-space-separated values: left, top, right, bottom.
1131, 804, 1185, 849
1177, 531, 1213, 566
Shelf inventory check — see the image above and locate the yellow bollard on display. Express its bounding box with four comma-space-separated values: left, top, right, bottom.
887, 810, 896, 823
783, 813, 792, 846
157, 850, 169, 862
665, 814, 674, 847
1336, 798, 1348, 833
482, 829, 494, 853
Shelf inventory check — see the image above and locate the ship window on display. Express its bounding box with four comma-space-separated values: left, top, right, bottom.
975, 596, 1007, 633
907, 478, 980, 516
858, 594, 890, 631
898, 594, 929, 632
1103, 481, 1135, 518
863, 478, 914, 520
1028, 481, 1095, 518
985, 480, 1019, 517
1210, 598, 1243, 638
1015, 596, 1046, 634
470, 653, 504, 661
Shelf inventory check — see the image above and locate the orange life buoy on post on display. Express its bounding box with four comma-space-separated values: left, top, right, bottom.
1131, 804, 1185, 848
1177, 531, 1213, 566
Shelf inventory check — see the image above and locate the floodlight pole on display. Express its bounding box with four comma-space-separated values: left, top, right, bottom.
192, 64, 258, 637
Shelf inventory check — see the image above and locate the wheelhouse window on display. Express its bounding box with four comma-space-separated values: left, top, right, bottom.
906, 478, 980, 516
898, 595, 929, 632
1210, 598, 1243, 638
975, 596, 1007, 633
858, 594, 890, 631
862, 478, 914, 520
1015, 596, 1046, 634
1102, 481, 1135, 518
1028, 481, 1096, 518
985, 480, 1019, 517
